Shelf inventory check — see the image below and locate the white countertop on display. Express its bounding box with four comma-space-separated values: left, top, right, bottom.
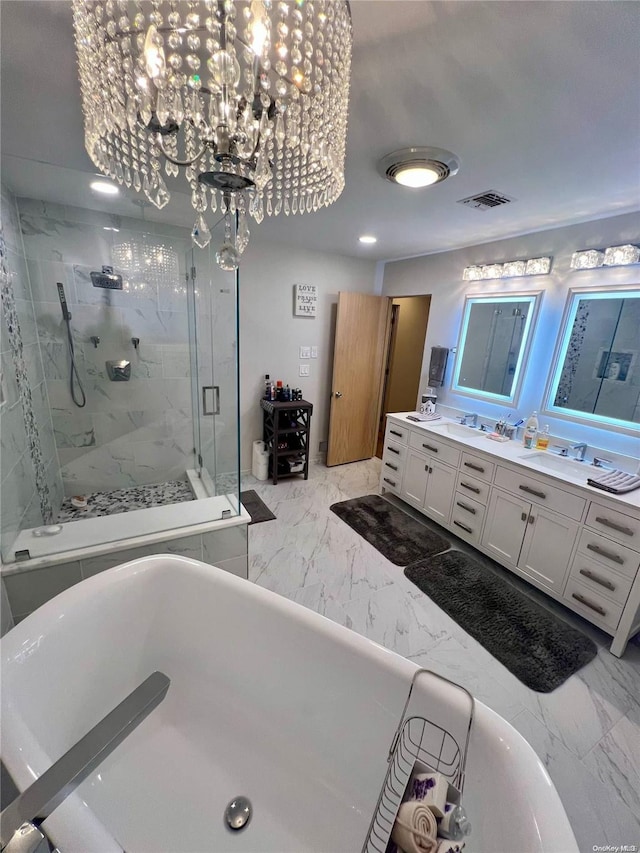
388, 413, 640, 513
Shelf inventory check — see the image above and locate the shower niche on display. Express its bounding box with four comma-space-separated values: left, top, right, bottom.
0, 190, 243, 578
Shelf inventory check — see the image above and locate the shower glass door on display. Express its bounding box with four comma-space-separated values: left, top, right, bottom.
186, 227, 240, 517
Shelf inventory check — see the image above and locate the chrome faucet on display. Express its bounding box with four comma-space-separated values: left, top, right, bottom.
570, 442, 588, 462
458, 413, 478, 428
0, 672, 170, 853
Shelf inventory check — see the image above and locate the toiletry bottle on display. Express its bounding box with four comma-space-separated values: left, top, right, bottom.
276, 380, 283, 401
522, 411, 539, 449
264, 374, 271, 400
536, 424, 550, 450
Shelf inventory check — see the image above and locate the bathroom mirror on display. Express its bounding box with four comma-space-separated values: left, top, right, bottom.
451, 292, 541, 404
545, 287, 640, 432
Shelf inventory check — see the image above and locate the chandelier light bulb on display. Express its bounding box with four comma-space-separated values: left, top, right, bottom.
144, 25, 166, 80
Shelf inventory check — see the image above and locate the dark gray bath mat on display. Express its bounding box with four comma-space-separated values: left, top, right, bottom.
330, 494, 449, 565
405, 551, 597, 692
241, 490, 276, 525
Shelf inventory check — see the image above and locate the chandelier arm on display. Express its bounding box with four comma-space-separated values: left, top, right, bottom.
155, 134, 208, 167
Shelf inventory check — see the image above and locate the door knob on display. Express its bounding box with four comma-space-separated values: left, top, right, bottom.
335, 391, 343, 398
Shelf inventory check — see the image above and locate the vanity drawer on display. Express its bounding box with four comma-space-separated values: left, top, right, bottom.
451, 493, 486, 544
564, 577, 623, 632
576, 529, 640, 580
382, 439, 407, 465
456, 473, 490, 505
568, 552, 633, 607
585, 502, 640, 551
460, 451, 494, 484
386, 423, 409, 445
409, 431, 461, 468
495, 466, 586, 521
380, 468, 402, 494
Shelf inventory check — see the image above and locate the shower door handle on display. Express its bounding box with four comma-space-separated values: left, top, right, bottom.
202, 386, 220, 416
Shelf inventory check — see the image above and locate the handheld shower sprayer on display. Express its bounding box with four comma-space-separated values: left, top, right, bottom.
56, 281, 71, 321
56, 282, 86, 408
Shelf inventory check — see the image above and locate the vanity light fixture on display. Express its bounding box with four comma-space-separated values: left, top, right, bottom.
463, 256, 552, 281
378, 147, 460, 189
570, 244, 640, 270
359, 235, 377, 244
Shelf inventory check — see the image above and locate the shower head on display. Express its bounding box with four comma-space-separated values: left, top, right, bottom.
91, 266, 123, 290
56, 282, 71, 321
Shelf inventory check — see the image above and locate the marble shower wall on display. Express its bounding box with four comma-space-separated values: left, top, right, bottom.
1, 185, 62, 563
17, 198, 198, 496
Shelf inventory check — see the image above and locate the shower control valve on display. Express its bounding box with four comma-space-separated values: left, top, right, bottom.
90, 336, 100, 348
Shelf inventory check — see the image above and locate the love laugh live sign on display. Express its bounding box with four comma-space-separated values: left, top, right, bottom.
294, 283, 318, 317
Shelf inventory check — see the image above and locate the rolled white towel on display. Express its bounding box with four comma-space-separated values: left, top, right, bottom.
391, 801, 438, 853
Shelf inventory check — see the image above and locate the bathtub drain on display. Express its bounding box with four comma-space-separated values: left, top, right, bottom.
224, 796, 252, 831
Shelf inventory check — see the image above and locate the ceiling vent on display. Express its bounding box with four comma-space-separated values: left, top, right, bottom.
457, 190, 515, 211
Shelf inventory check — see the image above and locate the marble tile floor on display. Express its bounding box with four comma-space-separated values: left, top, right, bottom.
56, 479, 193, 521
244, 458, 640, 851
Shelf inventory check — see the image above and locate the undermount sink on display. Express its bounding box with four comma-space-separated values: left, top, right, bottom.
519, 451, 589, 477
431, 422, 481, 437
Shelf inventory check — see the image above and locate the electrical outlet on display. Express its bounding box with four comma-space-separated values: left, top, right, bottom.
299, 364, 310, 376
299, 346, 311, 359
310, 346, 318, 358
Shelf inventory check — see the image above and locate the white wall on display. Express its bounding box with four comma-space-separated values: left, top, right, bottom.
382, 211, 640, 459
238, 241, 377, 469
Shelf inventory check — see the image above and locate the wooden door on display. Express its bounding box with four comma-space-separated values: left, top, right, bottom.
327, 293, 391, 466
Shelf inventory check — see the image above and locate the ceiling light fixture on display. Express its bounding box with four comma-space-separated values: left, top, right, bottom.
570, 244, 640, 270
90, 180, 119, 195
463, 257, 552, 281
378, 147, 460, 189
73, 1, 353, 270
359, 235, 377, 244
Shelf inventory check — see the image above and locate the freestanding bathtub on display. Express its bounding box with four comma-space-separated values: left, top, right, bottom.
0, 555, 578, 852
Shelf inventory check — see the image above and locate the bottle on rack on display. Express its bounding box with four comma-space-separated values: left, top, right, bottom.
535, 424, 550, 450
276, 380, 283, 401
284, 384, 291, 401
264, 374, 271, 400
522, 411, 539, 449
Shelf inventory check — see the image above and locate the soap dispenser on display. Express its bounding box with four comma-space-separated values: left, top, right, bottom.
522, 411, 539, 449
535, 425, 550, 450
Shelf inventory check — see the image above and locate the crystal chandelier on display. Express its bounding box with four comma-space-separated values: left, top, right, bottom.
72, 1, 352, 269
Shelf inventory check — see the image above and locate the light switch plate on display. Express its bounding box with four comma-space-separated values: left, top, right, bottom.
299, 364, 310, 376
299, 346, 311, 359
311, 346, 318, 358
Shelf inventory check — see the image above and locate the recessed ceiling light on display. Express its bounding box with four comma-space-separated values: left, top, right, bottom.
378, 147, 460, 189
359, 235, 377, 244
91, 180, 119, 195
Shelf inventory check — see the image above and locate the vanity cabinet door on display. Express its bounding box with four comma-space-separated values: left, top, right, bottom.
518, 506, 579, 592
424, 459, 456, 525
482, 488, 529, 567
402, 449, 430, 507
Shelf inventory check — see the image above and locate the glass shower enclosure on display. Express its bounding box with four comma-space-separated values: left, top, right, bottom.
0, 193, 240, 565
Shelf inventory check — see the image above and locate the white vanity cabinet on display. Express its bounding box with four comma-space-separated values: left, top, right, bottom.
401, 433, 459, 525
379, 414, 640, 657
483, 487, 579, 592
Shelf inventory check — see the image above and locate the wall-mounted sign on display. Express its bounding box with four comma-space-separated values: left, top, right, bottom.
294, 283, 318, 317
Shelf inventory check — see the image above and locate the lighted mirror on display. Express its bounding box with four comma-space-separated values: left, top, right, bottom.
452, 293, 541, 404
545, 288, 640, 431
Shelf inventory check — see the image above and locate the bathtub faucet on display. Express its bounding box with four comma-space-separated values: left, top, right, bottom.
0, 672, 170, 853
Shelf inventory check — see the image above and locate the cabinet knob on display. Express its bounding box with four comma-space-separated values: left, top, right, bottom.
334, 391, 343, 398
